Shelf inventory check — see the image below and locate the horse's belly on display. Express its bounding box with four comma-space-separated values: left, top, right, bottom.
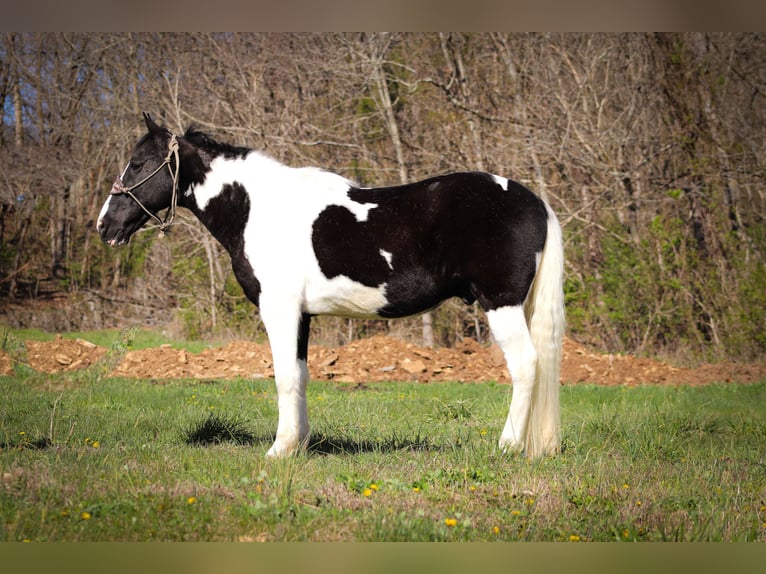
303, 275, 388, 318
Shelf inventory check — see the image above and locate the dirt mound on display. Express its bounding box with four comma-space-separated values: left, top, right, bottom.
559, 339, 766, 386
108, 335, 510, 383
24, 336, 107, 373
111, 341, 276, 380
561, 338, 688, 386
308, 335, 511, 383
107, 335, 766, 386
8, 334, 766, 386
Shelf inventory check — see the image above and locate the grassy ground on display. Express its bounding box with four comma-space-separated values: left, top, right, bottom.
1, 347, 764, 542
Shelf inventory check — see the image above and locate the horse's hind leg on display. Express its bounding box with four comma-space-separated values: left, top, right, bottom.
261, 298, 311, 457
486, 305, 537, 453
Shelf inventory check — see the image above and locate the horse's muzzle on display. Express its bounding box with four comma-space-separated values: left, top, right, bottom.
97, 218, 125, 247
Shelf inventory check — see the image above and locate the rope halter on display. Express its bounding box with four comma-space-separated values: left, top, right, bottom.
111, 134, 180, 237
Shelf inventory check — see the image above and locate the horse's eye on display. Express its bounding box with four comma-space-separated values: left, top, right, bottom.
129, 160, 144, 170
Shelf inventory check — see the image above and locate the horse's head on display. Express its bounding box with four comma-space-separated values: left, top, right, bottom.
97, 113, 180, 246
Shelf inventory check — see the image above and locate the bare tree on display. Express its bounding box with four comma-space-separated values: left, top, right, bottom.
1, 32, 764, 360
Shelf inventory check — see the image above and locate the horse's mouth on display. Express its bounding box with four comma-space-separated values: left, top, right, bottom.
97, 215, 148, 247
99, 232, 129, 247
98, 224, 134, 247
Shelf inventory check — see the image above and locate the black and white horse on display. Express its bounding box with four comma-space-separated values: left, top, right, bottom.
98, 114, 565, 458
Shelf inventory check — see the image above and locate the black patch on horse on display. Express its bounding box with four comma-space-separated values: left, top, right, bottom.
311, 205, 393, 287
185, 181, 262, 306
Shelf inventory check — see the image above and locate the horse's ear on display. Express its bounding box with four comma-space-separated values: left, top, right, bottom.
143, 112, 164, 136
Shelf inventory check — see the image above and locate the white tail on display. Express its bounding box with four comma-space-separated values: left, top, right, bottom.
523, 203, 566, 456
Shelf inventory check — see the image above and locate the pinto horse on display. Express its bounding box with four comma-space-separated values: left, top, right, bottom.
98, 113, 565, 458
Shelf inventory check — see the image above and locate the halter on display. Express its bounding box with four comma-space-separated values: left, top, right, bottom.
111, 134, 180, 237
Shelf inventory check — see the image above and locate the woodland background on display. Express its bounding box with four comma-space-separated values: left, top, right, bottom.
0, 32, 764, 363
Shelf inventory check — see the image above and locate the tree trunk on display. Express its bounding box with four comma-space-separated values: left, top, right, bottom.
370, 34, 435, 347
201, 233, 218, 329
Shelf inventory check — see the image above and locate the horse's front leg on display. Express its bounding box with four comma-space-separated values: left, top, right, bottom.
261, 299, 312, 457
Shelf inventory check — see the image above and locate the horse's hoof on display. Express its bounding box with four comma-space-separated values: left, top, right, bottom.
498, 436, 524, 455
266, 441, 292, 458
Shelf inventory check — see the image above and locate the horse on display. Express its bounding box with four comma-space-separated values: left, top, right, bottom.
98, 113, 565, 458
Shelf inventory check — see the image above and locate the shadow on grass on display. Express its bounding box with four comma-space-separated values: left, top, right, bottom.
184, 412, 255, 446
306, 431, 438, 456
0, 436, 52, 450
183, 413, 438, 455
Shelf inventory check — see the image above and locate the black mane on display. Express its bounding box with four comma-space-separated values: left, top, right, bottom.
183, 127, 251, 159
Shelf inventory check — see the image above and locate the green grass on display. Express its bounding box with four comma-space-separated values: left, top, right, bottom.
1, 358, 764, 541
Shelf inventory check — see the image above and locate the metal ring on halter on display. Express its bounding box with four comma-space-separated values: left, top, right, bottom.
112, 134, 180, 235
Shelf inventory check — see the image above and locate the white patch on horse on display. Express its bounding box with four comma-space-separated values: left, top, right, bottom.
491, 174, 509, 189
345, 200, 377, 222
188, 152, 267, 210
303, 275, 389, 318
97, 195, 112, 228
380, 249, 393, 270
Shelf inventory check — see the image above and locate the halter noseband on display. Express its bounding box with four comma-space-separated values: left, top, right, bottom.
111, 134, 180, 237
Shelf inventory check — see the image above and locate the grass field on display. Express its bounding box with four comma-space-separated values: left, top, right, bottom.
1, 331, 765, 542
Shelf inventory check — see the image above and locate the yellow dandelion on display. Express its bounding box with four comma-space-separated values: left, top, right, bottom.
492, 526, 500, 535
91, 440, 100, 449
511, 510, 521, 516
369, 483, 379, 491
622, 483, 630, 490
469, 485, 476, 492
480, 429, 488, 436
636, 500, 642, 507
81, 512, 92, 520
444, 518, 458, 527
362, 488, 372, 497
568, 534, 581, 542
60, 510, 69, 518
187, 497, 197, 505
413, 486, 421, 492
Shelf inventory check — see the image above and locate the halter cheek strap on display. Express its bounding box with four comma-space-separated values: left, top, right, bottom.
111, 134, 180, 237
